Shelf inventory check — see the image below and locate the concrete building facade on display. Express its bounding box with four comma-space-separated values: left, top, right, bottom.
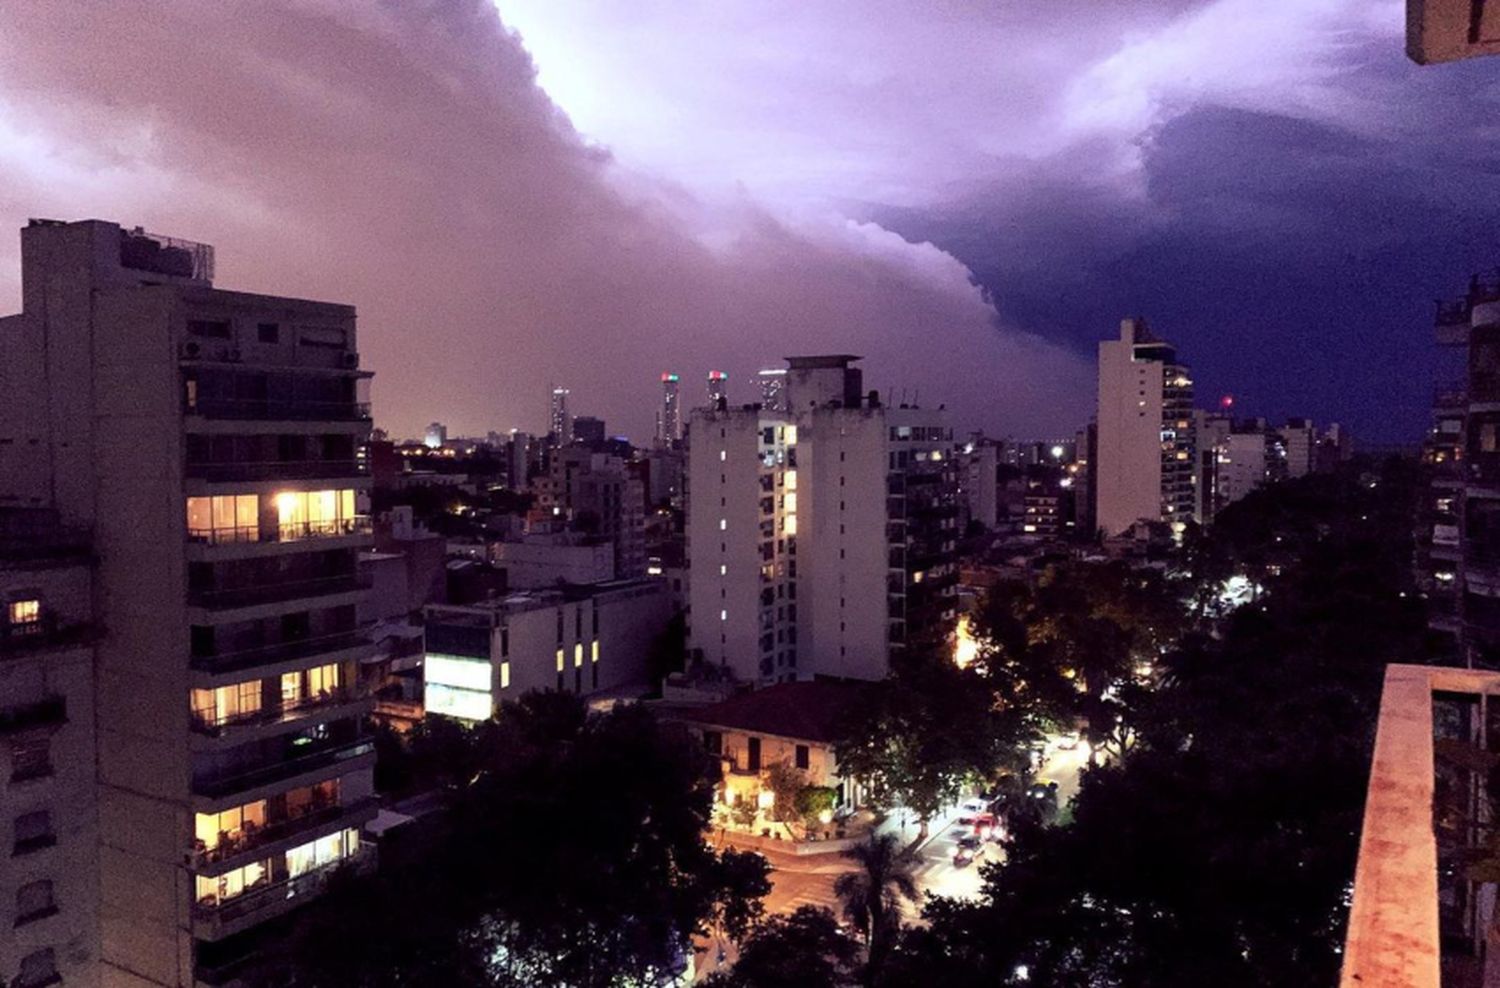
685, 356, 957, 686
422, 578, 669, 721
1095, 318, 1196, 536
0, 219, 377, 985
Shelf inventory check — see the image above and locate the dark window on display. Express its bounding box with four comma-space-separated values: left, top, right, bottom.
187, 319, 231, 338
747, 737, 761, 772
703, 731, 722, 755
15, 947, 58, 988
298, 326, 347, 348
257, 322, 280, 343
795, 744, 810, 770
13, 811, 53, 855
15, 879, 54, 925
10, 737, 51, 783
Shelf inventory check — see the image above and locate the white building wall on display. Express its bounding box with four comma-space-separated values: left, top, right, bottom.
1097, 320, 1165, 536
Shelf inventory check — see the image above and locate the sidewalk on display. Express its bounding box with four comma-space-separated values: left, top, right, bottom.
875, 799, 968, 855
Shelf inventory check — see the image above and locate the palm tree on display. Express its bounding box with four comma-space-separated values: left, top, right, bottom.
833, 833, 919, 985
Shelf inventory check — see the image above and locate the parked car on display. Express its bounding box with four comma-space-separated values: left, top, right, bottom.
971, 812, 998, 841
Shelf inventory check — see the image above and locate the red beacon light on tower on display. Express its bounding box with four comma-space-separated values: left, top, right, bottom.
1221, 394, 1234, 410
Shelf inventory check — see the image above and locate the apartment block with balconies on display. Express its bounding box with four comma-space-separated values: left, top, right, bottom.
0, 512, 100, 988
0, 219, 376, 986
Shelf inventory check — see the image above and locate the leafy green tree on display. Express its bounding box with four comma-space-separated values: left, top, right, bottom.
703, 907, 860, 988
286, 694, 770, 987
837, 654, 1026, 839
887, 459, 1427, 987
763, 759, 810, 836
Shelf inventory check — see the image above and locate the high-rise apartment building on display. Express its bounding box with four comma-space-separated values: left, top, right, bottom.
1095, 318, 1196, 536
1420, 269, 1500, 666
756, 368, 787, 413
706, 370, 728, 409
659, 373, 682, 444
685, 356, 957, 685
0, 219, 377, 985
549, 386, 572, 441
423, 422, 446, 449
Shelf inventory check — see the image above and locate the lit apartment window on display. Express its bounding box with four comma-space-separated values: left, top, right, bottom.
186, 494, 259, 544
720, 519, 727, 531
286, 828, 359, 878
6, 599, 41, 635
591, 640, 599, 664
191, 680, 262, 729
195, 799, 268, 854
195, 858, 271, 907
275, 489, 357, 539
556, 649, 565, 672
15, 879, 54, 925
720, 610, 728, 622
574, 643, 583, 668
500, 661, 511, 690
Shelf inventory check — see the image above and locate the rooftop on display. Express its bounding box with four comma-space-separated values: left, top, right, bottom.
681, 679, 868, 744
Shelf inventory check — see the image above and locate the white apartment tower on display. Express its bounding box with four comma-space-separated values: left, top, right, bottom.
1096, 318, 1196, 536
0, 219, 377, 985
686, 356, 957, 684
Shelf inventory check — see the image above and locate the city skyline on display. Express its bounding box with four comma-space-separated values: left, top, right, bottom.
2, 1, 1489, 444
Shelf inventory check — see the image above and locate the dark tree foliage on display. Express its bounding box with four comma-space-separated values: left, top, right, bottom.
283, 694, 770, 987
886, 459, 1427, 988
702, 906, 861, 988
836, 652, 1033, 839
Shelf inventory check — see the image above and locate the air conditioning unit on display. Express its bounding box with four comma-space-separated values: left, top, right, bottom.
178, 340, 201, 360
341, 351, 360, 369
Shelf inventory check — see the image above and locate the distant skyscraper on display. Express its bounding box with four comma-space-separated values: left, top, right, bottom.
707, 370, 728, 409
1096, 318, 1196, 536
659, 372, 681, 442
757, 368, 787, 412
550, 386, 572, 441
424, 421, 447, 448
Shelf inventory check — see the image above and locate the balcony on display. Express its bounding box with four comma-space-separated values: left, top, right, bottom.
185, 398, 371, 423
190, 687, 363, 738
187, 573, 368, 611
1435, 383, 1468, 409
0, 618, 97, 659
187, 517, 372, 548
185, 459, 368, 483
192, 738, 375, 801
191, 629, 369, 677
192, 843, 374, 941
191, 795, 379, 868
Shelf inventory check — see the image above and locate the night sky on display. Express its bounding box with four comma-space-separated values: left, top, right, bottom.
2, 0, 1496, 444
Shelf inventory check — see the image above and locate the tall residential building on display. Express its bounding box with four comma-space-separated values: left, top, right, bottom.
757, 368, 787, 413
549, 386, 572, 441
659, 373, 682, 444
706, 370, 729, 409
686, 356, 957, 685
957, 437, 1000, 531
1282, 418, 1318, 478
0, 511, 99, 988
1421, 268, 1500, 667
572, 416, 606, 448
0, 219, 377, 985
1095, 318, 1196, 536
423, 422, 446, 449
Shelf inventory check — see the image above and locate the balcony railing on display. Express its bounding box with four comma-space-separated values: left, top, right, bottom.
187, 574, 368, 611
1437, 299, 1471, 328
192, 738, 374, 800
194, 843, 373, 927
185, 398, 371, 423
191, 687, 359, 737
191, 629, 368, 676
187, 517, 372, 547
185, 460, 368, 483
191, 796, 378, 868
0, 619, 97, 658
